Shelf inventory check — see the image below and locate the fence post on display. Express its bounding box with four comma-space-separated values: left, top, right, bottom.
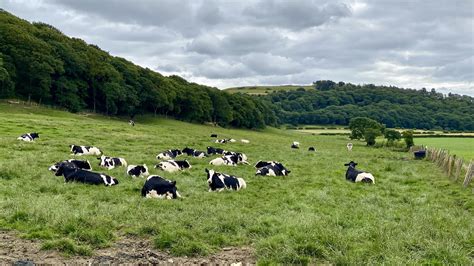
463, 161, 473, 187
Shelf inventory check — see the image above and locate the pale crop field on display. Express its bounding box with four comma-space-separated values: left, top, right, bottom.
0, 103, 472, 264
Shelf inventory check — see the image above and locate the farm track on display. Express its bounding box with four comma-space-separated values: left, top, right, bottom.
0, 230, 255, 265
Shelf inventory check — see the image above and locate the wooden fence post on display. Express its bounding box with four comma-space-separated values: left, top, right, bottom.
454, 158, 464, 181
463, 161, 473, 187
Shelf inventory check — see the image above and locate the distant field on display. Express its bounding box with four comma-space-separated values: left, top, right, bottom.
225, 85, 313, 95
417, 138, 474, 160
0, 103, 472, 264
294, 127, 474, 137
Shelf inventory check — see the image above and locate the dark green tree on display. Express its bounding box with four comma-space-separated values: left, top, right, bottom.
402, 130, 414, 148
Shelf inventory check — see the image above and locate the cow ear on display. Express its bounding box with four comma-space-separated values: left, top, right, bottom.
171, 180, 176, 185
344, 163, 350, 166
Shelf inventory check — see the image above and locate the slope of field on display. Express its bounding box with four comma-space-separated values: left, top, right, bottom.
417, 138, 474, 160
0, 103, 472, 264
225, 85, 313, 95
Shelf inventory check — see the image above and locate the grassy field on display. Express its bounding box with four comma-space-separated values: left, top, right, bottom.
225, 85, 313, 95
0, 103, 473, 264
417, 138, 474, 160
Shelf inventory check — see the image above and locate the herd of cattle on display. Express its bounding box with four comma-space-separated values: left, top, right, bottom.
17, 132, 375, 200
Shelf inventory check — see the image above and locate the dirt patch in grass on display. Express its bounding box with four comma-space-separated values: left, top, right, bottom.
0, 230, 255, 264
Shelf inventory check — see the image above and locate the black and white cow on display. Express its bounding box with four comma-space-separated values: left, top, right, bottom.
209, 153, 249, 166
255, 161, 291, 176
205, 169, 246, 192
98, 155, 127, 170
126, 164, 149, 177
49, 159, 92, 172
210, 134, 218, 138
207, 146, 225, 155
141, 175, 181, 199
214, 138, 236, 144
155, 160, 191, 173
70, 145, 102, 156
344, 161, 375, 184
308, 147, 315, 151
53, 162, 118, 186
156, 149, 183, 160
17, 132, 39, 142
182, 147, 207, 158
291, 141, 300, 149
222, 151, 249, 164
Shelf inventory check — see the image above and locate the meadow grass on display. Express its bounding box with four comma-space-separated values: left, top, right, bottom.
417, 138, 474, 160
0, 103, 472, 264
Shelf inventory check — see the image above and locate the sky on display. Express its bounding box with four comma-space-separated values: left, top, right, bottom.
2, 0, 473, 96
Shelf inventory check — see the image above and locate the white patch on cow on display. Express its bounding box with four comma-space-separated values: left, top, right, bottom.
156, 153, 172, 160
17, 136, 32, 142
347, 143, 353, 151
267, 169, 277, 176
89, 147, 101, 156
237, 178, 247, 190
142, 164, 149, 176
119, 158, 127, 167
196, 152, 206, 158
209, 158, 226, 166
240, 139, 250, 143
146, 190, 159, 198
48, 164, 58, 171
293, 141, 300, 147
355, 172, 375, 183
229, 139, 236, 142
207, 169, 215, 184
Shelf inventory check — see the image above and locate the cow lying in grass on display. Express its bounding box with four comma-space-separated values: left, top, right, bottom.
344, 161, 375, 184
156, 149, 182, 160
127, 164, 149, 177
70, 145, 102, 156
141, 175, 181, 199
53, 162, 119, 186
254, 160, 290, 176
17, 132, 39, 142
207, 146, 225, 155
182, 147, 207, 158
291, 141, 300, 149
215, 138, 236, 144
49, 159, 92, 172
209, 153, 249, 166
155, 160, 191, 172
98, 155, 127, 170
223, 151, 248, 163
205, 169, 246, 192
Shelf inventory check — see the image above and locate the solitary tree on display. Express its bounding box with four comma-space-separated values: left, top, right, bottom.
402, 130, 414, 148
384, 129, 402, 145
349, 117, 384, 146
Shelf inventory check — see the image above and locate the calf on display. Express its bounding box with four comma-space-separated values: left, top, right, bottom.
291, 141, 300, 149
205, 169, 246, 192
141, 175, 181, 199
308, 147, 315, 151
53, 162, 118, 186
70, 145, 102, 156
17, 132, 39, 142
155, 160, 191, 173
207, 146, 225, 155
210, 134, 218, 138
344, 161, 375, 184
347, 143, 353, 151
255, 161, 290, 176
182, 147, 206, 158
98, 155, 127, 170
127, 164, 149, 177
49, 159, 92, 172
156, 149, 183, 160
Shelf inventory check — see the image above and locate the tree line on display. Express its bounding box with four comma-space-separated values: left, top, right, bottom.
0, 10, 277, 129
263, 80, 474, 131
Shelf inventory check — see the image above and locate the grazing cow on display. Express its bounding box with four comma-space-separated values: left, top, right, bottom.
308, 147, 315, 151
155, 160, 192, 173
205, 169, 246, 192
254, 161, 290, 176
291, 141, 300, 149
129, 120, 135, 126
49, 159, 92, 172
127, 164, 149, 177
210, 134, 218, 138
207, 146, 225, 155
347, 143, 353, 151
182, 147, 207, 158
156, 149, 183, 160
70, 145, 102, 156
141, 175, 181, 199
241, 139, 250, 144
17, 133, 39, 142
53, 162, 118, 186
98, 155, 127, 170
344, 161, 375, 184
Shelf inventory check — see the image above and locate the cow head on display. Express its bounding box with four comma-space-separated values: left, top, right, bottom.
141, 164, 149, 176
205, 168, 215, 184
97, 155, 109, 167
344, 161, 358, 167
154, 162, 165, 170
70, 145, 75, 152
48, 162, 60, 172
54, 162, 76, 176
31, 132, 39, 139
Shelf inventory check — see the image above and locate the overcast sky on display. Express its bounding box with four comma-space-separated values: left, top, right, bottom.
2, 0, 473, 95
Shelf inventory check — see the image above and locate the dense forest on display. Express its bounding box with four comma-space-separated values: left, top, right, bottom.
0, 10, 277, 129
262, 80, 474, 130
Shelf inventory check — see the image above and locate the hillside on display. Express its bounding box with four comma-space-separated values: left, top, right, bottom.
230, 81, 474, 131
225, 85, 313, 95
0, 10, 276, 129
0, 103, 472, 264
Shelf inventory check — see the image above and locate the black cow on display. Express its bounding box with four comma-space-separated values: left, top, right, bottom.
207, 146, 225, 155
308, 147, 315, 151
156, 149, 183, 160
141, 175, 181, 199
205, 169, 246, 192
49, 159, 92, 172
53, 162, 118, 186
344, 161, 375, 184
127, 164, 149, 177
70, 145, 102, 156
255, 161, 290, 176
210, 134, 218, 138
182, 147, 207, 158
17, 132, 39, 142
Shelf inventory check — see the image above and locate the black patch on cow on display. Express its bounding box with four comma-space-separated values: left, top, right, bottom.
141, 175, 178, 198
308, 147, 315, 151
128, 166, 144, 177
344, 161, 372, 183
67, 159, 92, 170
210, 134, 218, 138
175, 160, 191, 169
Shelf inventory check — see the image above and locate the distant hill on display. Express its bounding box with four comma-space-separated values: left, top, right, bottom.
0, 9, 276, 129
229, 81, 474, 131
225, 85, 313, 95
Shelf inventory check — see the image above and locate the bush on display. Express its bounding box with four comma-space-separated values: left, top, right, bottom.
402, 130, 415, 148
